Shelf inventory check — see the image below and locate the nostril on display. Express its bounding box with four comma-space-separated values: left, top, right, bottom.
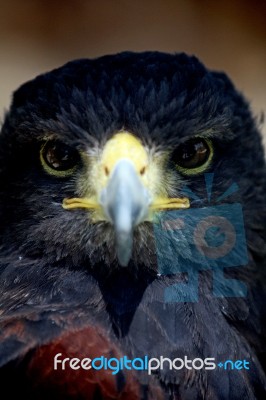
140, 166, 146, 176
104, 166, 110, 176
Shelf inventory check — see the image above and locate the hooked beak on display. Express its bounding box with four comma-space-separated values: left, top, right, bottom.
100, 159, 151, 266
62, 132, 189, 266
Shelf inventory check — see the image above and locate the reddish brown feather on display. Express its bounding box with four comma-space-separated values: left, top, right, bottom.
25, 325, 163, 399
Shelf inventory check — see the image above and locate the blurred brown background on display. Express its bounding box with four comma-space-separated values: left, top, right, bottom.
1, 0, 266, 144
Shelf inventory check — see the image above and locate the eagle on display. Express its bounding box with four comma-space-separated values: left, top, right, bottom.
0, 51, 265, 399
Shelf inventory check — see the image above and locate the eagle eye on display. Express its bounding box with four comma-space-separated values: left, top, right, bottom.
40, 141, 80, 177
172, 137, 213, 175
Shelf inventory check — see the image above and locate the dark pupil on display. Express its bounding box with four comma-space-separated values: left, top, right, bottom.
174, 139, 209, 169
45, 143, 77, 170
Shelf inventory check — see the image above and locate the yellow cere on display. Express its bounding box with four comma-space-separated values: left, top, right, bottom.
101, 132, 148, 178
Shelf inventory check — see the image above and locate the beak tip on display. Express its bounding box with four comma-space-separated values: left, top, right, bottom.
116, 230, 133, 267
118, 258, 130, 267
117, 250, 131, 267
